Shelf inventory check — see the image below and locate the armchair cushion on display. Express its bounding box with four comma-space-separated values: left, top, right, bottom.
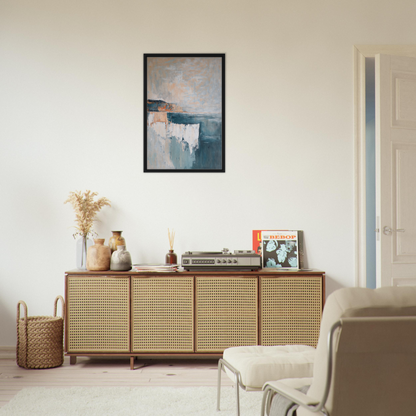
223, 345, 315, 389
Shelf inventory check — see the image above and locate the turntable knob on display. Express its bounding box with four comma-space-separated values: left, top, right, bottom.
222, 248, 229, 254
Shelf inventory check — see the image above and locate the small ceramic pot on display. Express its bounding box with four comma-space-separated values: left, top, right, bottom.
110, 245, 132, 271
86, 239, 111, 271
109, 231, 126, 253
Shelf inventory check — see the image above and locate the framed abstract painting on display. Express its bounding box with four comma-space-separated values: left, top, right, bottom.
144, 54, 225, 172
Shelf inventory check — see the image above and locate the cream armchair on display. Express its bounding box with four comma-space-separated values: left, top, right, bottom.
261, 286, 416, 416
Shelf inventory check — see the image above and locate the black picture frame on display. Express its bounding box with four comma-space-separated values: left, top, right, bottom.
144, 53, 225, 172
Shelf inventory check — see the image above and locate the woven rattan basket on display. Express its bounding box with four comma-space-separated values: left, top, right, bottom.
16, 295, 65, 369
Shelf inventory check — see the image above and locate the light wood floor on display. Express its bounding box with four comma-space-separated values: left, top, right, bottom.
0, 354, 234, 408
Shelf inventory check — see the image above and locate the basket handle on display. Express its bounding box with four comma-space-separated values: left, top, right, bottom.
16, 300, 28, 368
17, 300, 28, 323
53, 295, 65, 320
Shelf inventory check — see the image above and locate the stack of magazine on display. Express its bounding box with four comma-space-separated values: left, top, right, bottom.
132, 264, 178, 272
252, 230, 304, 270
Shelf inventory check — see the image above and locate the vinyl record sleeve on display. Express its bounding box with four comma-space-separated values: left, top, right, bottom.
253, 230, 304, 269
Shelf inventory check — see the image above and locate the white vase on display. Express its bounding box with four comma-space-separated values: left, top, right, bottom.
76, 237, 93, 270
110, 245, 132, 271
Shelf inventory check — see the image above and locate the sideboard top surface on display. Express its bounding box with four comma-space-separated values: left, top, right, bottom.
65, 269, 325, 276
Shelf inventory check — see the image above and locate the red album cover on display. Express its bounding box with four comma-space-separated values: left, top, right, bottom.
252, 230, 263, 256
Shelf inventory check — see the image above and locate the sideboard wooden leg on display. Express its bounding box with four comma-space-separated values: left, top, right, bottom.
70, 356, 77, 365
130, 356, 135, 370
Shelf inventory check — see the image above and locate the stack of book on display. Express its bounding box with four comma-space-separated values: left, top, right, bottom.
131, 264, 179, 272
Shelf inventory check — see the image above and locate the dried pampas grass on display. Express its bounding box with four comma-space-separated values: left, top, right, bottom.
64, 190, 111, 238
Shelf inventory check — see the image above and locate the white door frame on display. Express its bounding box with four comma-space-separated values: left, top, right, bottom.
353, 45, 416, 287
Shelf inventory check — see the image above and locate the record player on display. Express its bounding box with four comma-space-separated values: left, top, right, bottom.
181, 248, 261, 271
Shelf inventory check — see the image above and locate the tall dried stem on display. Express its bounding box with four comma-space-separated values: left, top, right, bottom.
168, 228, 175, 250
64, 190, 111, 238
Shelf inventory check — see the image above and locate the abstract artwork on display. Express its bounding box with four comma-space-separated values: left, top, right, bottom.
144, 54, 225, 172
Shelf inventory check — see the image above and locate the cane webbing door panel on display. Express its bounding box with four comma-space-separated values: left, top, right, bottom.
67, 276, 130, 352
260, 276, 322, 347
132, 276, 194, 352
195, 276, 258, 352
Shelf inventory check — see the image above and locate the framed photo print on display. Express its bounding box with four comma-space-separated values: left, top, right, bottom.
144, 54, 225, 172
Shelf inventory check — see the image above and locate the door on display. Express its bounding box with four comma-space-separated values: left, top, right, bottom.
376, 54, 416, 287
259, 275, 322, 347
66, 276, 130, 352
131, 276, 194, 352
195, 276, 258, 352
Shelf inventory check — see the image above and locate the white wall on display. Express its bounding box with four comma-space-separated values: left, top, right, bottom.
1, 0, 416, 346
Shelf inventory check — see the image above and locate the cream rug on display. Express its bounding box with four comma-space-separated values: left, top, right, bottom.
0, 386, 263, 416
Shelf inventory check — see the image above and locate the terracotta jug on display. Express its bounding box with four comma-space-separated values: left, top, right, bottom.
86, 239, 111, 271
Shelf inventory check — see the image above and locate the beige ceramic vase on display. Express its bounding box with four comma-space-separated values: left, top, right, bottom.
108, 231, 126, 254
86, 239, 111, 271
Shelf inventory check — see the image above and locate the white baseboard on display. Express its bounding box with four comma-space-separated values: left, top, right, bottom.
0, 346, 15, 359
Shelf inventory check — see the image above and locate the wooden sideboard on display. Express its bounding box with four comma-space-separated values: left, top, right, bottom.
65, 270, 325, 369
